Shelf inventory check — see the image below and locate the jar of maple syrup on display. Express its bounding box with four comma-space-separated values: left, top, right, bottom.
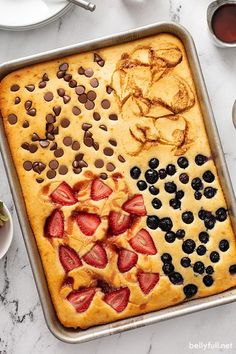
207, 0, 236, 47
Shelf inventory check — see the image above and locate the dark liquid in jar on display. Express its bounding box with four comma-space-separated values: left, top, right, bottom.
211, 4, 236, 43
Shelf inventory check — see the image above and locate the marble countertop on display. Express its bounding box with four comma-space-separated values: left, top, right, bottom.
0, 0, 236, 353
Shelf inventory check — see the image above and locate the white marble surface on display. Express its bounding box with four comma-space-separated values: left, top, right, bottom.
0, 0, 236, 353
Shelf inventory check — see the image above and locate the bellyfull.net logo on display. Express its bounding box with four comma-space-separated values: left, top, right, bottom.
189, 342, 233, 351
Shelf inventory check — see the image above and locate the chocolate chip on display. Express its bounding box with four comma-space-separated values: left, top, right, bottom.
95, 159, 104, 168
15, 97, 21, 104
60, 118, 70, 128
93, 112, 101, 121
87, 91, 96, 101
59, 63, 68, 71
75, 85, 85, 95
90, 78, 99, 88
101, 99, 110, 109
49, 160, 59, 170
57, 71, 65, 79
109, 114, 118, 121
75, 153, 84, 161
93, 142, 99, 151
78, 66, 85, 75
25, 100, 32, 110
25, 84, 35, 92
106, 86, 113, 94
73, 168, 82, 174
54, 148, 64, 158
85, 68, 94, 77
53, 106, 61, 116
22, 120, 29, 128
72, 141, 80, 150
103, 147, 113, 156
118, 155, 125, 163
32, 133, 40, 141
100, 173, 108, 180
21, 142, 29, 150
78, 160, 88, 168
94, 53, 105, 67
42, 73, 49, 81
46, 123, 54, 133
63, 95, 71, 104
72, 160, 79, 168
8, 114, 17, 125
27, 108, 36, 117
53, 127, 59, 135
69, 80, 77, 88
33, 162, 46, 174
82, 123, 92, 131
84, 137, 93, 147
39, 140, 50, 148
46, 133, 55, 141
64, 74, 72, 82
23, 161, 33, 171
78, 93, 87, 104
63, 136, 72, 146
50, 142, 57, 151
11, 84, 19, 92
72, 106, 81, 116
59, 165, 68, 175
46, 114, 55, 123
98, 60, 105, 67
44, 92, 54, 102
38, 81, 46, 89
106, 162, 115, 171
47, 170, 56, 179
85, 131, 92, 138
99, 124, 107, 131
29, 144, 38, 153
57, 88, 65, 97
36, 178, 44, 184
109, 139, 117, 146
85, 100, 95, 110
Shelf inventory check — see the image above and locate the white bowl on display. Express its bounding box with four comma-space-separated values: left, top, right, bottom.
0, 204, 13, 259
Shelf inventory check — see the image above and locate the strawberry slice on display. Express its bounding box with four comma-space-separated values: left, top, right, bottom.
76, 212, 101, 236
138, 272, 160, 295
118, 249, 138, 273
83, 243, 108, 268
51, 181, 77, 206
108, 211, 131, 236
122, 194, 147, 216
45, 209, 64, 237
129, 229, 157, 255
67, 288, 95, 313
104, 287, 130, 313
59, 245, 82, 272
91, 179, 113, 201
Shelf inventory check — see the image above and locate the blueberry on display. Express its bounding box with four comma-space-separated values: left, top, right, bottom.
166, 164, 176, 176
219, 239, 229, 252
193, 261, 205, 274
176, 190, 184, 200
195, 154, 208, 166
159, 217, 173, 232
206, 265, 214, 275
152, 198, 162, 209
130, 166, 141, 179
149, 158, 159, 169
204, 187, 217, 199
159, 168, 167, 179
196, 245, 207, 256
203, 275, 214, 287
183, 284, 198, 298
181, 257, 191, 268
210, 251, 220, 263
182, 211, 194, 224
149, 186, 159, 195
182, 239, 196, 254
179, 173, 189, 184
164, 182, 177, 193
177, 156, 189, 169
199, 231, 209, 244
146, 215, 159, 230
216, 208, 227, 222
198, 209, 208, 220
191, 177, 203, 191
169, 272, 183, 285
165, 231, 176, 243
137, 180, 147, 191
229, 265, 236, 274
204, 216, 216, 230
203, 170, 215, 183
161, 253, 172, 263
194, 191, 202, 200
176, 229, 185, 239
162, 263, 175, 275
169, 198, 181, 209
145, 169, 159, 184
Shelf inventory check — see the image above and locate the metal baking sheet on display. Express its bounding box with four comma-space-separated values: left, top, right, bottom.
0, 22, 236, 344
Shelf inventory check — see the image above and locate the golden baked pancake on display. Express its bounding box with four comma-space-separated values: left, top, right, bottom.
1, 33, 236, 329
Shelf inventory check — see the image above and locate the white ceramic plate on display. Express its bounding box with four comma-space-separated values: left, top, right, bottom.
0, 204, 13, 259
0, 0, 73, 31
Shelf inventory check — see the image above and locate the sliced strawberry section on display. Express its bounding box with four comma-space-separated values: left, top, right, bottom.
91, 179, 113, 201
122, 194, 147, 216
104, 287, 130, 313
59, 245, 82, 272
138, 272, 160, 295
83, 243, 108, 268
118, 249, 138, 273
51, 181, 77, 206
76, 212, 101, 236
108, 211, 131, 236
67, 288, 95, 313
129, 229, 157, 255
62, 276, 74, 288
45, 209, 64, 237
